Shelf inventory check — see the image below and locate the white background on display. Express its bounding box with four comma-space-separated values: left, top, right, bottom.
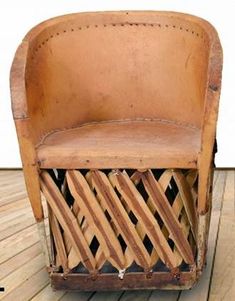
0, 1, 234, 168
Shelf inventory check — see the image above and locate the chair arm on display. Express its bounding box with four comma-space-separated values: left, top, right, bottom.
10, 41, 29, 120
200, 35, 223, 163
198, 33, 223, 213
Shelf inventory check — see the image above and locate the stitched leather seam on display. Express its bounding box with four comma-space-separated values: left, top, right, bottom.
35, 118, 200, 148
31, 22, 204, 60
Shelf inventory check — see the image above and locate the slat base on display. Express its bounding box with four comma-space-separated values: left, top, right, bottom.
39, 168, 209, 291
50, 270, 197, 291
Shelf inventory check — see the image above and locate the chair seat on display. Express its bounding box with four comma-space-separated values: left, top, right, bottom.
36, 120, 200, 169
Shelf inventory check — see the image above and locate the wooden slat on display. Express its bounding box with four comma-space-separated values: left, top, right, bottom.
140, 170, 194, 265
86, 172, 134, 269
62, 179, 106, 270
63, 201, 82, 268
66, 170, 125, 270
172, 171, 198, 265
67, 220, 105, 270
173, 170, 198, 240
173, 214, 191, 266
179, 170, 226, 301
40, 171, 96, 273
131, 170, 165, 266
90, 170, 151, 270
110, 170, 178, 268
132, 169, 197, 266
49, 207, 69, 273
152, 193, 184, 267
0, 170, 229, 299
102, 171, 151, 268
65, 179, 114, 270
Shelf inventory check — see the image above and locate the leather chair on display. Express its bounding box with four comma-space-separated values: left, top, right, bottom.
11, 11, 222, 291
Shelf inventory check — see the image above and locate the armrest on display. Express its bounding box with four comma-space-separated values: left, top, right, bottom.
198, 27, 223, 213
10, 41, 39, 166
201, 36, 223, 157
10, 42, 44, 221
10, 40, 55, 147
10, 41, 29, 120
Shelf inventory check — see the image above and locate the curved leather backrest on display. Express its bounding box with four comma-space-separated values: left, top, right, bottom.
25, 12, 210, 143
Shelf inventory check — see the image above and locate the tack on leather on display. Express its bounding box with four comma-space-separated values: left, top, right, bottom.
10, 11, 223, 291
37, 120, 200, 169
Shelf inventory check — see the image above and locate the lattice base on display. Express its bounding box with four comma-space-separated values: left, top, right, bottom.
40, 168, 199, 289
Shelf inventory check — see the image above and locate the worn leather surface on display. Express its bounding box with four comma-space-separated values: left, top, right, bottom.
11, 11, 222, 173
37, 119, 200, 168
25, 12, 209, 146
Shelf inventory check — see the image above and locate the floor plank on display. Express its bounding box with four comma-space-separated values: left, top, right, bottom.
0, 210, 35, 241
59, 292, 93, 301
0, 242, 42, 280
209, 170, 235, 301
0, 203, 31, 223
30, 284, 65, 301
0, 191, 28, 207
149, 290, 179, 300
119, 290, 152, 301
0, 170, 232, 301
0, 254, 45, 300
1, 268, 48, 301
0, 198, 29, 216
0, 224, 40, 264
90, 291, 123, 301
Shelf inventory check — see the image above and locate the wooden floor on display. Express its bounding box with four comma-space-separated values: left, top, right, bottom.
0, 170, 234, 301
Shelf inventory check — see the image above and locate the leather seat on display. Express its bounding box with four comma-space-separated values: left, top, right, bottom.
11, 11, 222, 291
36, 119, 200, 169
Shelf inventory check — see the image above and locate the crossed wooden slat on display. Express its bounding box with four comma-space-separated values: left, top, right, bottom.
67, 170, 125, 271
130, 169, 198, 266
40, 171, 96, 273
40, 168, 198, 274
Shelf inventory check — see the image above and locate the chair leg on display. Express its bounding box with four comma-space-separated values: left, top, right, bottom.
197, 168, 213, 272
25, 170, 51, 266
24, 167, 51, 267
15, 119, 51, 267
19, 166, 51, 268
37, 219, 51, 267
197, 213, 209, 271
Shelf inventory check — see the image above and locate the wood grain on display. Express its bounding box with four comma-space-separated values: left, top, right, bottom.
179, 170, 226, 301
0, 170, 229, 300
40, 171, 96, 273
209, 171, 235, 301
10, 10, 222, 292
66, 170, 125, 270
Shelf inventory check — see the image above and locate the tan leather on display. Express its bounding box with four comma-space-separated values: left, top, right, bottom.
21, 11, 212, 145
37, 119, 200, 169
11, 12, 222, 209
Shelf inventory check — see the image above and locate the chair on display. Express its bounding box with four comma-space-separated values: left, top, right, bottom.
10, 11, 222, 291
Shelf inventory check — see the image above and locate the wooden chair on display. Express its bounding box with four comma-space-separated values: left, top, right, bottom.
10, 11, 222, 291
